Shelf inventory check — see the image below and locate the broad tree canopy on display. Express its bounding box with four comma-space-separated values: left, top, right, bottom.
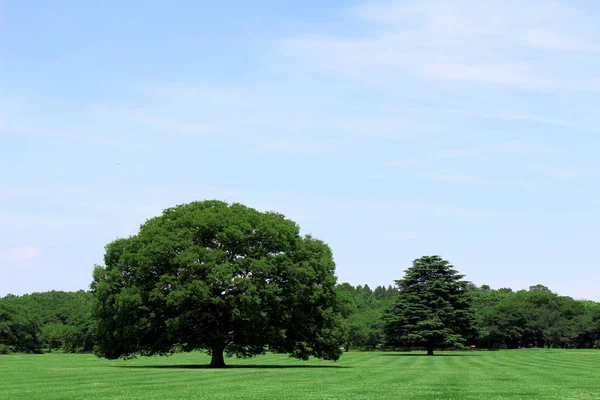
383, 255, 474, 355
91, 200, 343, 367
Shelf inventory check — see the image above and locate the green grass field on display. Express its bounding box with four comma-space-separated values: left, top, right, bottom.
1, 349, 599, 399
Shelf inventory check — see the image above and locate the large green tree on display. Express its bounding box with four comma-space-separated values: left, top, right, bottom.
91, 200, 344, 367
383, 256, 474, 355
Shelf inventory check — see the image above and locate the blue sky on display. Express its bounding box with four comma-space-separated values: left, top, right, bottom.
2, 0, 600, 300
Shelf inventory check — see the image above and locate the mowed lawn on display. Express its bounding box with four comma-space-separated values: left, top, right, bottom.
1, 349, 599, 399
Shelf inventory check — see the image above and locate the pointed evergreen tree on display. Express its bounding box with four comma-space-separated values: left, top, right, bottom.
383, 255, 474, 355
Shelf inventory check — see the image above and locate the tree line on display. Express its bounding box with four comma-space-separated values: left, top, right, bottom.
2, 279, 598, 354
1, 201, 599, 363
337, 280, 600, 352
0, 290, 94, 354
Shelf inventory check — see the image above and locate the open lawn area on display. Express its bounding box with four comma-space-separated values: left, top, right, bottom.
1, 349, 599, 399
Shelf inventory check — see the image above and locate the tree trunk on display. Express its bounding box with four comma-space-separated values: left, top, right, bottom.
209, 346, 226, 368
426, 346, 434, 356
345, 343, 350, 352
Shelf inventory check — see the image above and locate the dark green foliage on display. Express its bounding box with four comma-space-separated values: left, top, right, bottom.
41, 323, 68, 351
0, 302, 42, 353
0, 290, 95, 354
336, 283, 397, 350
383, 256, 474, 355
2, 250, 600, 356
91, 200, 344, 367
470, 284, 600, 349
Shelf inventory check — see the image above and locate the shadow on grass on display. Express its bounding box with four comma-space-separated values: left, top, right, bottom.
116, 364, 349, 369
380, 353, 477, 357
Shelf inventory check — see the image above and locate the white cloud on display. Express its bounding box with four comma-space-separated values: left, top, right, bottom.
441, 109, 593, 130
398, 232, 417, 240
91, 106, 217, 135
252, 136, 343, 154
543, 167, 600, 181
0, 211, 95, 228
384, 159, 423, 168
353, 0, 562, 29
143, 83, 260, 110
436, 143, 544, 158
523, 30, 599, 52
423, 172, 515, 186
280, 0, 600, 90
423, 206, 513, 219
294, 121, 321, 128
1, 246, 41, 262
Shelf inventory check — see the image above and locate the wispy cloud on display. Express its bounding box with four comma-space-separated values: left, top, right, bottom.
252, 136, 344, 154
0, 211, 96, 228
280, 0, 600, 90
0, 92, 140, 147
384, 159, 423, 168
523, 29, 600, 52
543, 167, 600, 181
441, 109, 595, 130
397, 232, 418, 240
61, 200, 164, 218
0, 184, 168, 222
422, 206, 514, 219
0, 246, 41, 262
423, 172, 516, 186
436, 143, 546, 158
91, 106, 217, 135
143, 83, 260, 110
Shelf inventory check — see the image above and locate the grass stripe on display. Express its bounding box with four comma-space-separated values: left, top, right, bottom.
1, 350, 599, 399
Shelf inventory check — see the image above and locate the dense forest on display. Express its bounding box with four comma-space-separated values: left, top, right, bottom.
0, 291, 94, 354
2, 283, 598, 354
338, 283, 600, 351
